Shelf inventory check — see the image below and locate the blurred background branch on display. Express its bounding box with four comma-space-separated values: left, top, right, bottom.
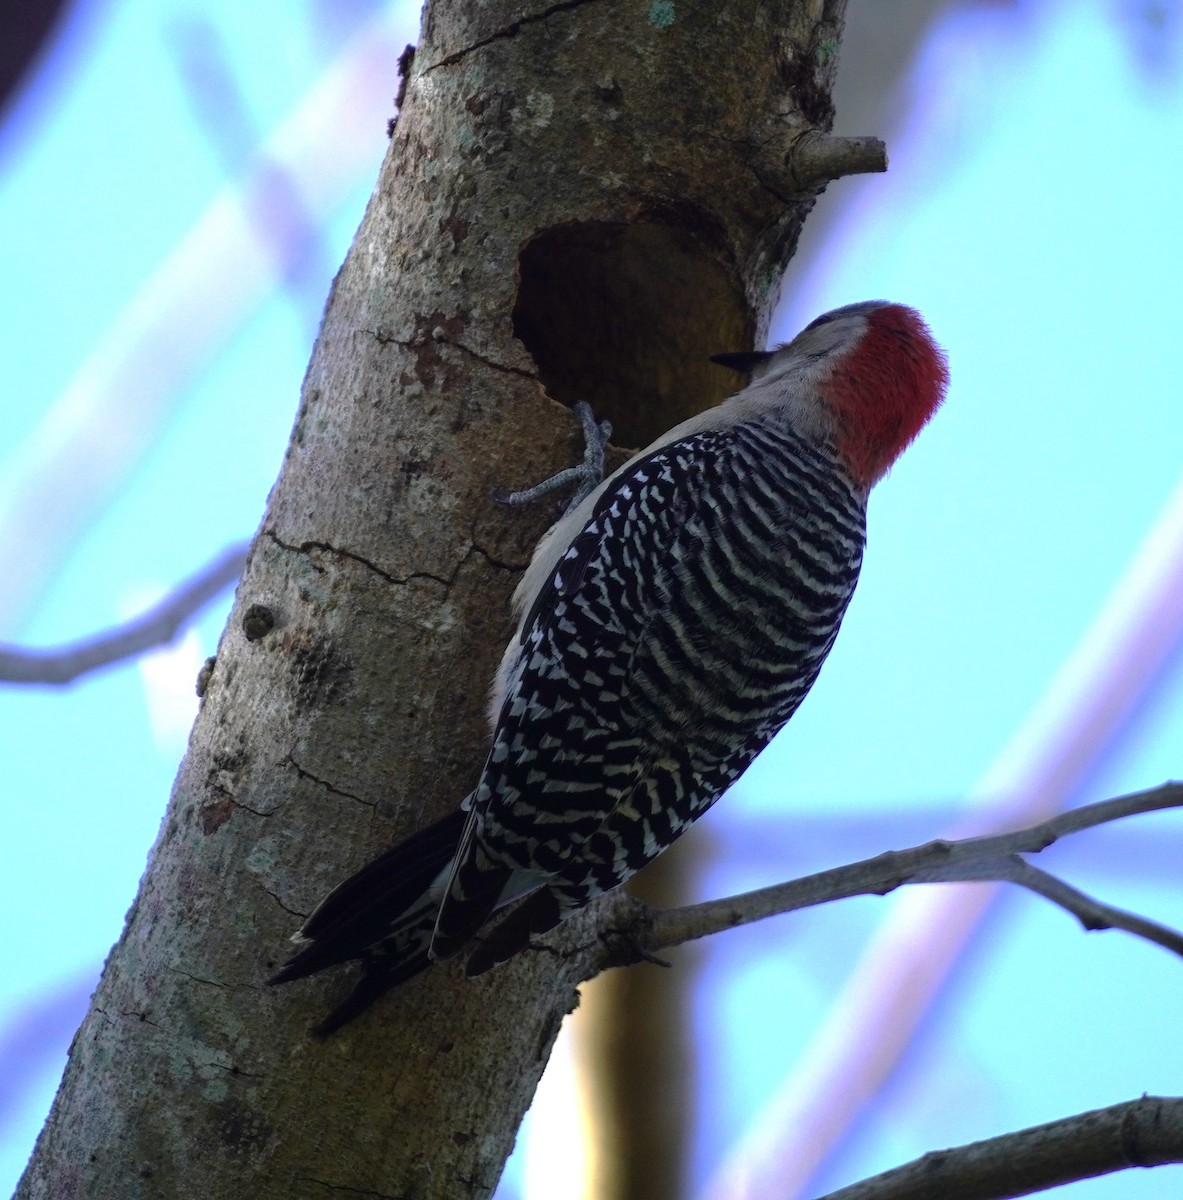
814, 1095, 1183, 1200
0, 543, 246, 686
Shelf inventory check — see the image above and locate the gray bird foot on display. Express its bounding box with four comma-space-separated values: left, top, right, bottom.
494, 401, 612, 518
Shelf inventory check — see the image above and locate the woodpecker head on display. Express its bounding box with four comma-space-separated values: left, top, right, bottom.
713, 301, 948, 489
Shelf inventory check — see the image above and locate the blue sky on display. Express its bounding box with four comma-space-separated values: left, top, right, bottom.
1, 1, 1181, 1197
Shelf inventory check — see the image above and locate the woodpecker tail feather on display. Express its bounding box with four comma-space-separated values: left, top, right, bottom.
306, 943, 435, 1038
267, 808, 465, 1002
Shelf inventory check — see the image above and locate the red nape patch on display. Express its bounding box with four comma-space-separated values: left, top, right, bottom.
822, 305, 949, 488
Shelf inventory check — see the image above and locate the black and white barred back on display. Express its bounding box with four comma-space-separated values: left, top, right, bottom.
433, 415, 867, 967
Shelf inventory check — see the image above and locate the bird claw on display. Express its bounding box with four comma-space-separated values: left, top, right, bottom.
495, 401, 612, 518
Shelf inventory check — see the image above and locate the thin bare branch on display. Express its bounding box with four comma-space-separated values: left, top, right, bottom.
1010, 780, 1183, 841
0, 542, 247, 686
746, 128, 888, 201
788, 132, 888, 190
916, 855, 1183, 958
591, 782, 1183, 972
811, 1095, 1183, 1200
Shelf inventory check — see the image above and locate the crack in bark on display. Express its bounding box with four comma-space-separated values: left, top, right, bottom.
235, 800, 276, 818
358, 327, 536, 383
217, 790, 278, 820
470, 542, 529, 574
296, 1177, 403, 1199
265, 528, 453, 590
421, 0, 609, 72
357, 328, 399, 346
256, 878, 308, 921
267, 510, 529, 597
439, 336, 538, 381
285, 753, 375, 808
265, 529, 395, 584
203, 1060, 263, 1080
169, 968, 261, 994
171, 968, 230, 989
110, 1009, 264, 1083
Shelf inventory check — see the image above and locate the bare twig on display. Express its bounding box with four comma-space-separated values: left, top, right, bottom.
0, 542, 247, 686
787, 132, 888, 191
591, 782, 1183, 972
811, 1095, 1183, 1200
747, 128, 888, 200
916, 856, 1183, 958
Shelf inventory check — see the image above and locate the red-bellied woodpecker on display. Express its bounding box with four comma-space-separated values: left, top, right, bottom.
269, 300, 948, 1034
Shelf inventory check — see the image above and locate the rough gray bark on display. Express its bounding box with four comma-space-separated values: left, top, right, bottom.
16, 2, 883, 1196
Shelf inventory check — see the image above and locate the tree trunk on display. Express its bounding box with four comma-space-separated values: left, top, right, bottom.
17, 2, 881, 1196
